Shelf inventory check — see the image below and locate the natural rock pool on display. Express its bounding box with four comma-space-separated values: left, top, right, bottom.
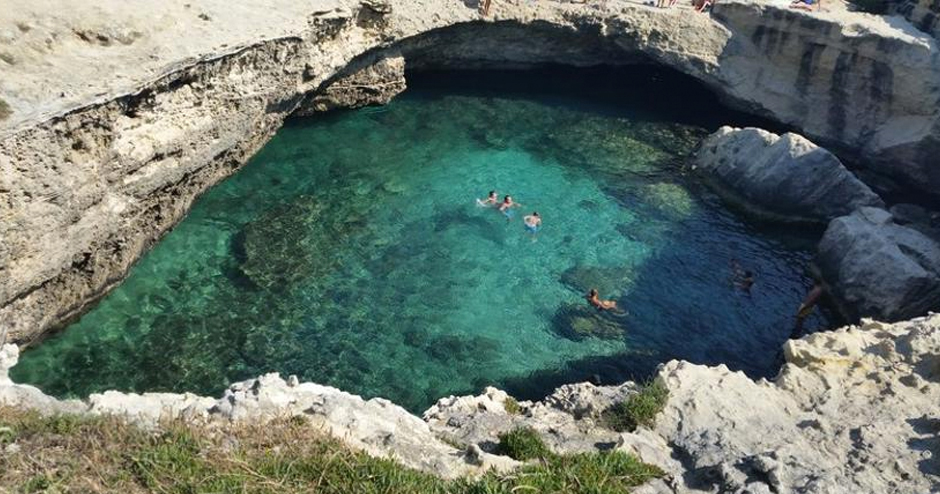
12, 68, 831, 411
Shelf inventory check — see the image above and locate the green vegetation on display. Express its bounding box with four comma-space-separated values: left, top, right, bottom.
496, 427, 552, 461
601, 380, 670, 432
0, 97, 11, 121
503, 396, 521, 415
0, 407, 662, 493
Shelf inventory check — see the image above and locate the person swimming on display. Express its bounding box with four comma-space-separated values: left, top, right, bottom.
498, 195, 521, 220
731, 259, 755, 292
523, 212, 541, 235
586, 288, 618, 311
476, 190, 498, 207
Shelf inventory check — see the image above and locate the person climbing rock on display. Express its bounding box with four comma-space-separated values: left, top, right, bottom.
793, 280, 825, 335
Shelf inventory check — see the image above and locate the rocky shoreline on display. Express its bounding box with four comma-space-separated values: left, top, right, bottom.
3, 313, 939, 492
3, 0, 940, 342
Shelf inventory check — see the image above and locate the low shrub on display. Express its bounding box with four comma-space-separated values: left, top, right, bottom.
601, 380, 669, 432
495, 427, 552, 461
503, 396, 521, 415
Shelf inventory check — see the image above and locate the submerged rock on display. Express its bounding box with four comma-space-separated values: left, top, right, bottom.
817, 207, 940, 321
693, 126, 883, 223
237, 195, 366, 291
559, 264, 634, 298
551, 303, 625, 341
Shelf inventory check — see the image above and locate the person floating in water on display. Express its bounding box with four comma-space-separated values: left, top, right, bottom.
476, 190, 498, 207
731, 259, 755, 292
523, 212, 541, 235
498, 195, 522, 220
586, 288, 618, 311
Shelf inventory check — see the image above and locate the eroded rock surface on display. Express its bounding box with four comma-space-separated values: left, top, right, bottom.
818, 207, 940, 321
297, 54, 407, 114
4, 314, 940, 492
694, 126, 883, 222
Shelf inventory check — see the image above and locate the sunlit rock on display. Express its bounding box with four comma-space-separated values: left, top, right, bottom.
694, 126, 883, 223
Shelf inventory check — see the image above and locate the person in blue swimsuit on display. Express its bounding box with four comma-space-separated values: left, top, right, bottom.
523, 212, 541, 235
498, 195, 522, 220
790, 0, 819, 11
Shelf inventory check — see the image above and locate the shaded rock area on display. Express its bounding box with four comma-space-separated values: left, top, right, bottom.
5, 314, 940, 492
295, 55, 407, 115
817, 207, 940, 322
694, 126, 883, 223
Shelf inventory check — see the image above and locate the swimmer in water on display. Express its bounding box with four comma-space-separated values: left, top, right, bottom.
586, 288, 618, 311
523, 212, 541, 236
498, 195, 522, 220
731, 259, 755, 293
476, 190, 498, 207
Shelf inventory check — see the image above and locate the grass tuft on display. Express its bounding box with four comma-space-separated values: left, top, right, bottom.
601, 380, 669, 432
496, 427, 552, 461
0, 406, 663, 493
503, 396, 521, 415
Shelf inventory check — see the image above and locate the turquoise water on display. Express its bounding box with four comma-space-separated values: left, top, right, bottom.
12, 68, 830, 412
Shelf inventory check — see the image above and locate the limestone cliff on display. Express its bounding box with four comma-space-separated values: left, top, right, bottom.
3, 314, 939, 492
2, 0, 940, 343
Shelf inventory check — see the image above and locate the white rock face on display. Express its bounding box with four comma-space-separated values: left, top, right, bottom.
3, 0, 940, 342
694, 126, 883, 222
818, 207, 940, 321
3, 314, 940, 491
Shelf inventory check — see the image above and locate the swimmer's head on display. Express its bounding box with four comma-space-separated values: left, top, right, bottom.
533, 212, 539, 217
488, 190, 496, 198
504, 195, 512, 202
588, 288, 598, 297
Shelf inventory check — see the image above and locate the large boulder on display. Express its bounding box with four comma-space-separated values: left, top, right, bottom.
817, 207, 940, 321
694, 127, 883, 222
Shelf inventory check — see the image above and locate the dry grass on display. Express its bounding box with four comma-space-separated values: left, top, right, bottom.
0, 407, 663, 493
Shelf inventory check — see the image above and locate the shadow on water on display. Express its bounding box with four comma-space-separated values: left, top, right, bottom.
403, 65, 789, 133
494, 191, 838, 403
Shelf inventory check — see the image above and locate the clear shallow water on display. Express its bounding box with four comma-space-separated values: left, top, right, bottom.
13, 68, 831, 412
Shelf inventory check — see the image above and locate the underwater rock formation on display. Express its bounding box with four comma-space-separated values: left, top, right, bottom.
551, 303, 626, 341
4, 314, 940, 492
818, 207, 940, 321
694, 126, 883, 222
236, 195, 365, 291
